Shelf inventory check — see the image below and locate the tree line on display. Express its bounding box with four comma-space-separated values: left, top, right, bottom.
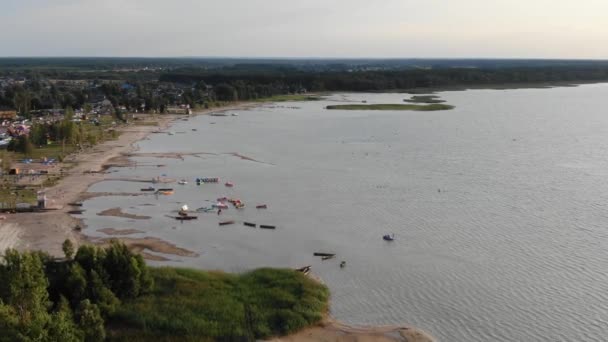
160, 65, 608, 100
0, 240, 152, 342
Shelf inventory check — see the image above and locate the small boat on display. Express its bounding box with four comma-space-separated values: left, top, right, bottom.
243, 222, 256, 227
340, 261, 346, 268
212, 202, 229, 209
313, 252, 335, 257
192, 128, 197, 131
259, 225, 276, 230
219, 220, 235, 226
157, 188, 174, 192
68, 210, 85, 215
383, 234, 395, 241
225, 182, 234, 187
296, 266, 312, 275
175, 216, 197, 220
178, 180, 188, 185
197, 177, 219, 183
231, 113, 239, 116
255, 204, 268, 209
322, 255, 335, 261
140, 187, 156, 192
156, 190, 174, 195
68, 202, 83, 207
168, 132, 175, 135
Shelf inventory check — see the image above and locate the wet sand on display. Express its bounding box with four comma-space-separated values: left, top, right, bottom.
94, 236, 200, 261
98, 228, 145, 236
269, 319, 434, 342
97, 207, 151, 220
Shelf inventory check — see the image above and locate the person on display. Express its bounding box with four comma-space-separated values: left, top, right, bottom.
218, 209, 222, 215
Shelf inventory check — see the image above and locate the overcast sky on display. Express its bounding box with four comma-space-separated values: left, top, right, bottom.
1, 0, 607, 58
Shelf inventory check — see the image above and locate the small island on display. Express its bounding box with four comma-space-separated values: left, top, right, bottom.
326, 103, 454, 111
403, 95, 446, 104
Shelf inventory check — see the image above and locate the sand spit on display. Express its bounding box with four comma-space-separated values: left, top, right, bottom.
97, 208, 151, 220
270, 319, 435, 342
97, 228, 145, 236
94, 236, 199, 261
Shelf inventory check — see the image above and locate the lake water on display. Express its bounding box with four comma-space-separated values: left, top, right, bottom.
78, 84, 608, 341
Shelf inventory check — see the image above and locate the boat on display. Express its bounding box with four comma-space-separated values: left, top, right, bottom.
231, 113, 239, 116
322, 255, 335, 261
197, 177, 219, 183
175, 216, 197, 220
255, 204, 267, 209
296, 266, 312, 275
259, 225, 276, 230
178, 180, 188, 185
313, 253, 335, 257
156, 190, 174, 195
212, 202, 229, 209
178, 204, 189, 216
140, 187, 156, 191
243, 222, 256, 227
383, 234, 395, 241
168, 132, 175, 135
196, 207, 216, 213
225, 182, 234, 187
219, 220, 235, 226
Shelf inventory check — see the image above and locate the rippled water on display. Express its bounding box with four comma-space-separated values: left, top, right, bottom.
79, 84, 608, 341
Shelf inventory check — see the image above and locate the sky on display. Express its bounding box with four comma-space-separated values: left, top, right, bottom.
1, 0, 607, 59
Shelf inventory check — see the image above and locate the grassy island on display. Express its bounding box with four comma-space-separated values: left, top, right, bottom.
0, 241, 329, 342
326, 103, 454, 111
403, 95, 446, 104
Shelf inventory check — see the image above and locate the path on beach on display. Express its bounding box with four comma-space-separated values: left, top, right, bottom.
0, 222, 21, 252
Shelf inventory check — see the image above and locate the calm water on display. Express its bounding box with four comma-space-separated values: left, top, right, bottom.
79, 84, 608, 341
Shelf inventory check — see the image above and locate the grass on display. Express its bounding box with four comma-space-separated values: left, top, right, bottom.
255, 94, 323, 102
403, 95, 446, 104
107, 267, 329, 341
0, 187, 37, 207
326, 103, 454, 111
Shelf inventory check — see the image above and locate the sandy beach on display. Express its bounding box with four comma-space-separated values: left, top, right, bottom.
0, 101, 436, 342
0, 103, 255, 257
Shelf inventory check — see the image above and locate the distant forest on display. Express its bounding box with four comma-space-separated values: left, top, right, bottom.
3, 57, 608, 111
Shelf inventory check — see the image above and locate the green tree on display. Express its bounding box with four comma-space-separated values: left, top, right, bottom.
88, 270, 119, 316
65, 264, 88, 307
0, 250, 51, 339
0, 302, 22, 342
62, 239, 75, 259
76, 300, 105, 342
46, 297, 82, 342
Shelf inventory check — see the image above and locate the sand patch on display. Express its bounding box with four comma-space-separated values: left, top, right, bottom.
98, 228, 145, 236
272, 319, 435, 342
0, 223, 21, 253
97, 208, 151, 220
96, 236, 199, 261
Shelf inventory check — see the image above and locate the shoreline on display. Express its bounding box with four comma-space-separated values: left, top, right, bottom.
0, 102, 257, 256
0, 100, 437, 341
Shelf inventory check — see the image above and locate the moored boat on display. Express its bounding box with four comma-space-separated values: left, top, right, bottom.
219, 220, 235, 226
256, 204, 267, 209
259, 225, 276, 230
383, 234, 395, 241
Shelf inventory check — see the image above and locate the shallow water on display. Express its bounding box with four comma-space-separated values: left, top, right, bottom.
79, 84, 608, 341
